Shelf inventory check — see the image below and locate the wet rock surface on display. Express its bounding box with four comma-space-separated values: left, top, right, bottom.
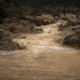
1, 19, 36, 33
8, 14, 55, 26
56, 16, 80, 49
1, 12, 80, 49
0, 30, 24, 50
29, 15, 54, 26
0, 18, 45, 50
63, 34, 80, 48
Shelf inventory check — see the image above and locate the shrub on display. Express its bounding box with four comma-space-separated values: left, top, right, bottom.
0, 7, 8, 18
0, 2, 2, 7
0, 7, 8, 23
4, 0, 10, 5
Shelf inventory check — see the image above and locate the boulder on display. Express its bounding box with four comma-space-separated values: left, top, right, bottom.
63, 34, 80, 48
61, 14, 77, 21
11, 17, 18, 20
36, 15, 54, 25
52, 13, 61, 17
0, 31, 24, 50
9, 26, 16, 33
1, 20, 36, 33
24, 15, 31, 20
31, 18, 43, 26
1, 38, 21, 50
71, 25, 80, 31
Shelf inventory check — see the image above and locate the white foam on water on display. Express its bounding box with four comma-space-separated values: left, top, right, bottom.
31, 45, 76, 54
32, 49, 39, 54
33, 76, 44, 79
0, 51, 17, 55
43, 27, 57, 33
38, 40, 49, 46
49, 46, 71, 50
33, 46, 47, 52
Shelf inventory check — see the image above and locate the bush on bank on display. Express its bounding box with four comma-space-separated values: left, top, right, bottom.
0, 7, 8, 23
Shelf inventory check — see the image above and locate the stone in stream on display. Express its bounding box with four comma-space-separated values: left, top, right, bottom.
31, 18, 43, 26
18, 36, 27, 39
0, 30, 27, 50
29, 15, 54, 26
48, 31, 51, 33
37, 15, 54, 25
63, 34, 80, 48
0, 38, 21, 50
56, 19, 80, 49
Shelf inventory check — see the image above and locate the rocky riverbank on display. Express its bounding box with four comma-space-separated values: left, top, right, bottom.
0, 18, 44, 50
0, 13, 56, 51
56, 14, 80, 49
0, 11, 80, 50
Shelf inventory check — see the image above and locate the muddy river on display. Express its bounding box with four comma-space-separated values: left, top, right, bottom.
0, 24, 80, 80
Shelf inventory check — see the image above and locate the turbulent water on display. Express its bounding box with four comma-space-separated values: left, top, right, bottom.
0, 24, 80, 80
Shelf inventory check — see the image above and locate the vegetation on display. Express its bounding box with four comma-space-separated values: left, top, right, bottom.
0, 0, 80, 23
1, 0, 79, 8
4, 0, 10, 4
8, 0, 80, 7
0, 2, 8, 23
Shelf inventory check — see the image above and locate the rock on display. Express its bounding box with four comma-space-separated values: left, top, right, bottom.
37, 13, 41, 16
57, 20, 80, 49
73, 20, 80, 24
20, 46, 27, 50
36, 15, 54, 25
31, 18, 43, 26
71, 25, 80, 31
42, 19, 49, 25
24, 15, 31, 20
61, 14, 77, 21
11, 17, 18, 20
0, 30, 24, 50
3, 18, 10, 22
0, 40, 21, 50
35, 27, 44, 33
52, 13, 61, 17
63, 34, 80, 48
57, 20, 68, 31
1, 19, 36, 33
9, 26, 16, 33
0, 31, 4, 40
17, 15, 23, 19
54, 16, 60, 21
48, 31, 51, 33
19, 36, 27, 39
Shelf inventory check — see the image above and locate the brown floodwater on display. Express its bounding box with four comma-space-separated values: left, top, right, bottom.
0, 24, 80, 80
